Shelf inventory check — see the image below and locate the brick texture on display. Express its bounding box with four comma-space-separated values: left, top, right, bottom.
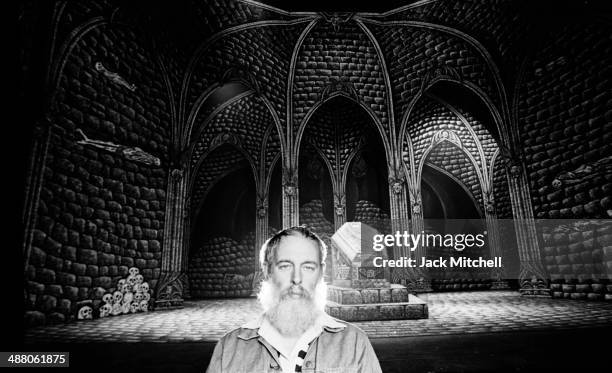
188, 24, 305, 128
28, 16, 171, 324
191, 94, 275, 171
293, 21, 389, 129
518, 23, 611, 220
369, 24, 498, 126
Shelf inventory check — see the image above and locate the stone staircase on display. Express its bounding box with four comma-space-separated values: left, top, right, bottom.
325, 284, 428, 321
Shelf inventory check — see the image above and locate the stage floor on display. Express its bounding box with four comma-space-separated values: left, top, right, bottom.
21, 290, 612, 372
25, 290, 612, 342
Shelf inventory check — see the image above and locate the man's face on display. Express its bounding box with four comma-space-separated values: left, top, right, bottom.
269, 235, 322, 298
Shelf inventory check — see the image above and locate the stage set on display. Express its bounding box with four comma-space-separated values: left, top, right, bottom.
17, 0, 612, 371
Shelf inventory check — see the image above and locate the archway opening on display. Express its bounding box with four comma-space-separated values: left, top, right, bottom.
298, 95, 390, 280
421, 143, 489, 291
188, 144, 257, 299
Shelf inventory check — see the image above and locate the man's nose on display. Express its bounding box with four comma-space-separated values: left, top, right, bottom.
291, 267, 302, 285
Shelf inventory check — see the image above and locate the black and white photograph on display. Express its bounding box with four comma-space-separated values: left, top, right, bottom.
13, 0, 612, 372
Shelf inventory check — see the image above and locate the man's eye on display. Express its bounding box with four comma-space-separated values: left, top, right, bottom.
278, 264, 291, 270
303, 265, 316, 272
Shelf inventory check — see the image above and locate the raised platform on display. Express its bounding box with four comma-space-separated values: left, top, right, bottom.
325, 294, 428, 321
328, 284, 408, 304
326, 285, 428, 321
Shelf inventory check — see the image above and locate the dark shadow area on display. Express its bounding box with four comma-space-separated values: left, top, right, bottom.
19, 325, 612, 373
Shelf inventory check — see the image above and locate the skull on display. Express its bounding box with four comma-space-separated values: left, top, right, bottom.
552, 179, 563, 189
134, 292, 143, 302
113, 290, 123, 304
121, 283, 132, 293
122, 291, 134, 305
139, 300, 148, 312
141, 282, 150, 294
143, 293, 151, 302
135, 274, 144, 285
99, 304, 112, 318
130, 302, 139, 313
127, 275, 137, 287
129, 267, 140, 277
111, 302, 122, 316
102, 293, 113, 305
117, 279, 126, 288
133, 284, 142, 293
77, 306, 93, 320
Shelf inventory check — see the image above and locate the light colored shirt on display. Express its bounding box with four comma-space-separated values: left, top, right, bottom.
206, 312, 383, 373
255, 314, 344, 372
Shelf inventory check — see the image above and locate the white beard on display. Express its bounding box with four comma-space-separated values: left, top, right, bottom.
258, 280, 328, 337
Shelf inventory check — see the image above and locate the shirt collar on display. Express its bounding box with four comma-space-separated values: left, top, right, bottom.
237, 312, 346, 340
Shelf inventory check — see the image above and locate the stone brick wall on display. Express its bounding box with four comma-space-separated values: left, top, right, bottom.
191, 94, 274, 171
518, 20, 611, 298
302, 96, 373, 173
193, 0, 295, 37
293, 21, 388, 129
492, 158, 512, 219
379, 0, 529, 86
426, 144, 483, 208
188, 24, 305, 127
518, 22, 611, 220
188, 228, 280, 298
369, 24, 498, 125
543, 222, 612, 301
190, 145, 250, 218
26, 16, 172, 325
353, 200, 391, 235
405, 97, 486, 208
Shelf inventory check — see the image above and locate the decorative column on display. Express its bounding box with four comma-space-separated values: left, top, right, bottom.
250, 193, 269, 296
406, 184, 433, 292
333, 192, 346, 231
483, 190, 511, 290
22, 119, 53, 271
255, 193, 269, 261
389, 167, 431, 291
507, 162, 550, 296
282, 168, 299, 228
155, 168, 189, 309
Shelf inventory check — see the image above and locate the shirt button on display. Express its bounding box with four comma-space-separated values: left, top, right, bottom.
304, 361, 313, 368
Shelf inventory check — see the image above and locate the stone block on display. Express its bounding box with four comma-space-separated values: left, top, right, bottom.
391, 288, 409, 302
37, 268, 56, 284
86, 265, 99, 277
24, 311, 46, 327
62, 245, 77, 261
57, 272, 76, 286
63, 286, 78, 301
76, 276, 92, 287
47, 312, 66, 324
57, 298, 71, 314
27, 281, 45, 294
361, 289, 379, 304
587, 293, 604, 301
94, 276, 112, 288
570, 292, 587, 300
79, 249, 98, 264
71, 262, 86, 275
379, 289, 392, 303
379, 305, 404, 319
38, 294, 57, 312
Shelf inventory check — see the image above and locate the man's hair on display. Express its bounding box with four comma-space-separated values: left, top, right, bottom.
259, 225, 327, 276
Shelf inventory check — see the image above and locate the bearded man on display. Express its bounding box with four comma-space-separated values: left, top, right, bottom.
206, 226, 382, 373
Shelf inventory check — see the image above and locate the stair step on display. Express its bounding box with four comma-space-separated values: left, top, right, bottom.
325, 294, 428, 321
